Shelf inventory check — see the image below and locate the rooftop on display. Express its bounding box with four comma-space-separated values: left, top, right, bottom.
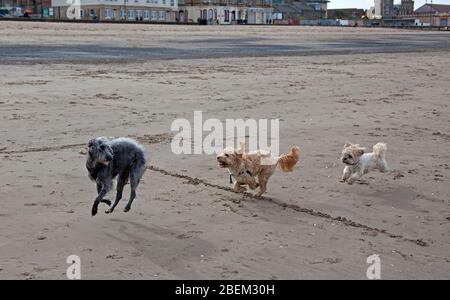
415, 3, 450, 14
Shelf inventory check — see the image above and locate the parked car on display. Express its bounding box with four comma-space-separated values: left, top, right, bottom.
0, 8, 11, 18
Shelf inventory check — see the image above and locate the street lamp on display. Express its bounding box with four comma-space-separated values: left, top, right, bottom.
430, 0, 433, 27
426, 0, 433, 27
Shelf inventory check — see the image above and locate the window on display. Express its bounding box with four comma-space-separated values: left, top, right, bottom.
136, 10, 142, 18
224, 10, 229, 22
80, 9, 84, 17
120, 8, 125, 18
128, 9, 133, 19
170, 0, 174, 6
151, 10, 157, 20
162, 0, 166, 5
159, 10, 165, 20
144, 10, 149, 19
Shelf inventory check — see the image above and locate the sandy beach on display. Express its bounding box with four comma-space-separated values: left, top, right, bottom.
0, 22, 449, 279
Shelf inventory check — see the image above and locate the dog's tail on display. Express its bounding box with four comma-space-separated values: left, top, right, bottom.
130, 147, 148, 186
277, 145, 300, 172
373, 142, 387, 158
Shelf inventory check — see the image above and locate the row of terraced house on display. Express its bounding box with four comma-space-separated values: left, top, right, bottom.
179, 0, 274, 25
0, 0, 328, 24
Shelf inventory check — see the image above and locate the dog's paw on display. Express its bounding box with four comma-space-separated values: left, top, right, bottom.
105, 208, 114, 214
356, 180, 369, 185
123, 206, 131, 212
234, 187, 245, 193
254, 190, 265, 198
248, 183, 259, 190
91, 206, 98, 216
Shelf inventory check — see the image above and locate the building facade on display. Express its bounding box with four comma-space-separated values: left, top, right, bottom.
1, 0, 52, 16
51, 0, 178, 21
178, 0, 274, 24
0, 0, 15, 9
413, 3, 450, 26
398, 0, 414, 16
272, 0, 328, 24
380, 2, 449, 27
374, 0, 394, 19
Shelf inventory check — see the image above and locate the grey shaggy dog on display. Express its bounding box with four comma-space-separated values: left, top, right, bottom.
86, 137, 147, 216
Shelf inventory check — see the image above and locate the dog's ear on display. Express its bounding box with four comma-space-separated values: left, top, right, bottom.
88, 139, 95, 147
355, 147, 366, 157
344, 142, 352, 148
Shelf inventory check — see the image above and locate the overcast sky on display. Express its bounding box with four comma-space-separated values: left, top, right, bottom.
328, 0, 450, 10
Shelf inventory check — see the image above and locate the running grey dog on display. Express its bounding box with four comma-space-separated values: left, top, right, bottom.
86, 137, 147, 216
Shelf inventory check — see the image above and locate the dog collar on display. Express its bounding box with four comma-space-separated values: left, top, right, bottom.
229, 170, 253, 184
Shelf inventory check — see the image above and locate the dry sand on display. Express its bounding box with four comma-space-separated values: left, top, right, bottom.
0, 22, 449, 279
